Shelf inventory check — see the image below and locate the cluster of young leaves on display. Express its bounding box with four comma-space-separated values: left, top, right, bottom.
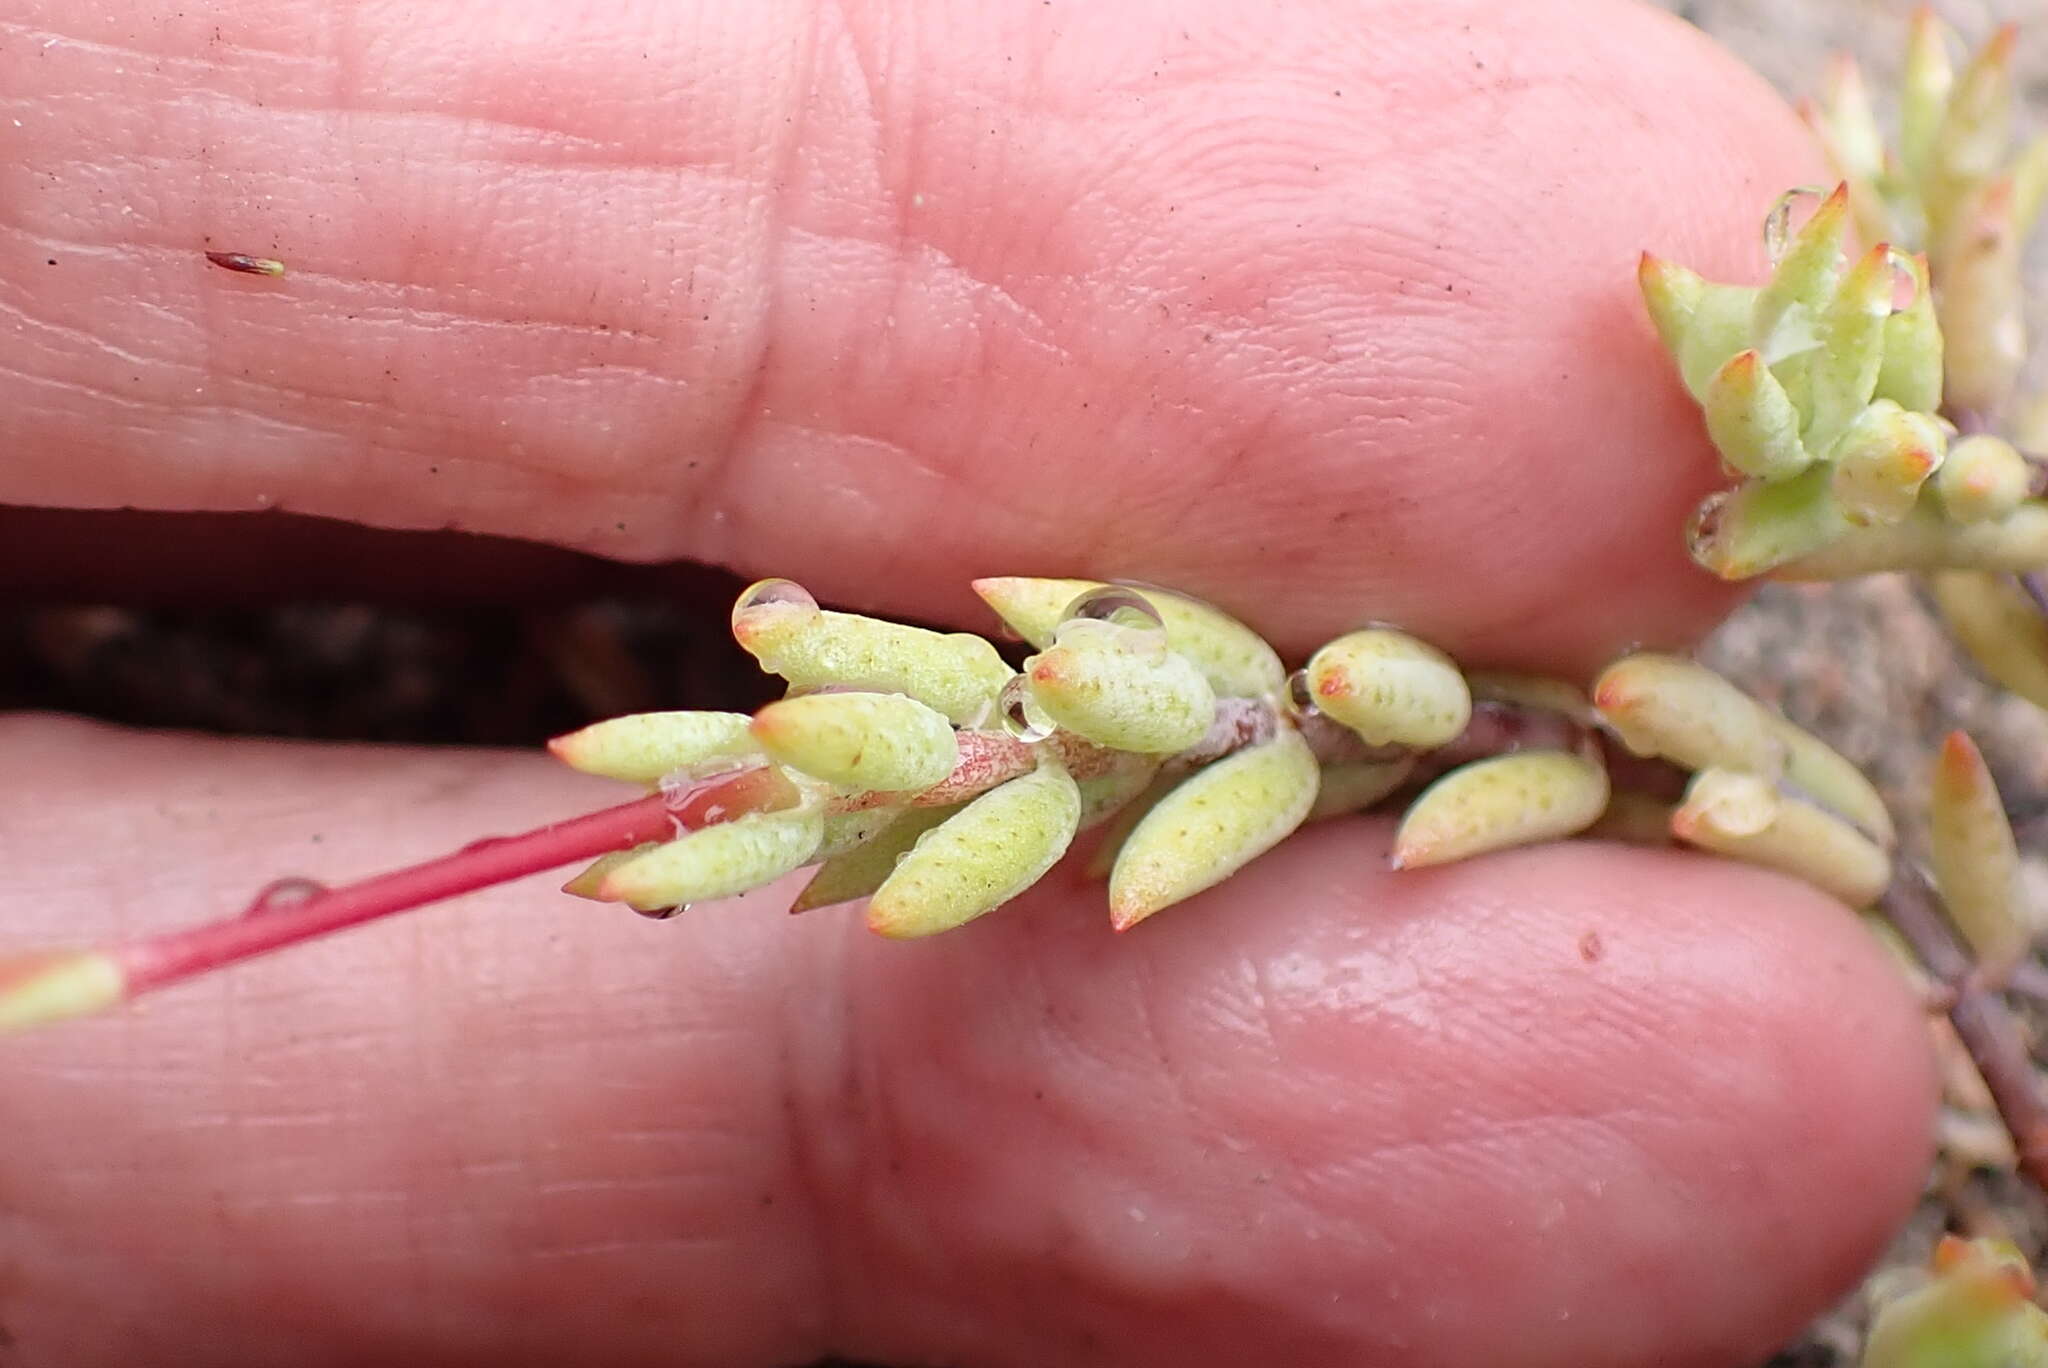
1641, 185, 1947, 578
527, 574, 1935, 948
1644, 15, 2048, 588
548, 576, 1582, 938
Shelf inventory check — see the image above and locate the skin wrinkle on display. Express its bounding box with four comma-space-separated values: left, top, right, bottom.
2, 0, 1817, 671
6, 1, 806, 528
754, 224, 1073, 464
683, 8, 818, 551
827, 885, 1339, 1352
769, 902, 864, 1365
805, 922, 995, 1360
1, 281, 187, 376
824, 0, 903, 253
774, 17, 1417, 573
1128, 950, 1217, 1174
1131, 954, 1372, 1246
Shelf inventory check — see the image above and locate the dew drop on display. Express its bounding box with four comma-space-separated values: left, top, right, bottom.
785, 682, 866, 698
243, 876, 328, 917
1686, 490, 1731, 559
1057, 585, 1167, 654
636, 903, 689, 921
1283, 668, 1320, 720
1885, 248, 1920, 313
999, 675, 1056, 742
659, 755, 762, 794
1762, 185, 1829, 264
731, 577, 818, 630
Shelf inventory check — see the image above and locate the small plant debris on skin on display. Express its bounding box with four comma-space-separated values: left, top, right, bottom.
204, 250, 285, 277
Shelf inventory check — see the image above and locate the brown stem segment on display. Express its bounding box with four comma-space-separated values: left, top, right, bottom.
1882, 868, 2048, 1195
2019, 571, 2048, 620
113, 766, 791, 1001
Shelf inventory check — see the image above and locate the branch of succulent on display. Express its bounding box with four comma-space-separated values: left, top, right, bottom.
0, 571, 1970, 1056
1643, 15, 2048, 586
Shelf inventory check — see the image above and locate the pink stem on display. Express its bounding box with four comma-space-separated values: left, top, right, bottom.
114, 766, 790, 999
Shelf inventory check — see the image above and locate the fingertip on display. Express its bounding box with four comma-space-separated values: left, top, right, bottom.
813, 821, 1932, 1367
7, 0, 1826, 674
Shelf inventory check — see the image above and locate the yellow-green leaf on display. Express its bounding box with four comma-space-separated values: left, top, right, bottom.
1391, 747, 1609, 869
1109, 728, 1320, 929
867, 760, 1082, 938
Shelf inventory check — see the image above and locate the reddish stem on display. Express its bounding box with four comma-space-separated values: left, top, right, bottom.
1882, 868, 2048, 1197
113, 766, 790, 1000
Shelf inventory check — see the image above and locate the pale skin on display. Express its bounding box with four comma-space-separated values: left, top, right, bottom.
0, 1, 1937, 1364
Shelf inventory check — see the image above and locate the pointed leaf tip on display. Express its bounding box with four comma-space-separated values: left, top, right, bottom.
0, 950, 126, 1035
866, 760, 1081, 938
596, 806, 824, 913
1636, 252, 1704, 356
1107, 728, 1319, 930
549, 711, 762, 785
749, 692, 958, 792
1930, 729, 2027, 976
1391, 747, 1609, 870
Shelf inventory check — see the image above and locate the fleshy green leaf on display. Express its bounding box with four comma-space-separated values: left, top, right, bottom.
1931, 731, 2029, 977
733, 601, 1010, 726
972, 577, 1286, 698
1304, 629, 1472, 749
1391, 747, 1609, 869
1671, 769, 1890, 907
1937, 434, 2031, 523
1930, 570, 2048, 712
1108, 729, 1320, 929
598, 806, 825, 913
867, 760, 1082, 938
793, 806, 960, 913
750, 692, 959, 792
1024, 623, 1216, 753
548, 711, 760, 785
1703, 349, 1811, 481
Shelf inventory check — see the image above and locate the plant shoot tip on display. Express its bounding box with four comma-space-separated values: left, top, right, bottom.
0, 950, 126, 1036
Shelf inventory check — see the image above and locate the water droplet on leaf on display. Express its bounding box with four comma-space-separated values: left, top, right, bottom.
999, 675, 1057, 742
1762, 186, 1828, 264
1885, 248, 1920, 313
636, 903, 689, 921
1283, 668, 1320, 720
731, 577, 819, 630
243, 876, 328, 917
1058, 586, 1167, 654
